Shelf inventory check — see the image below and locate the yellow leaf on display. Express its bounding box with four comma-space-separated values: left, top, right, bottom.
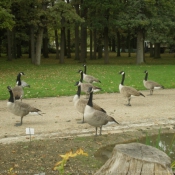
54, 160, 63, 167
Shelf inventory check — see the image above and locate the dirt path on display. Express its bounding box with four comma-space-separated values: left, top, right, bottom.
1, 89, 175, 144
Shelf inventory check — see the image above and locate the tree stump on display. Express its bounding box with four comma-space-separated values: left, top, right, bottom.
95, 142, 173, 175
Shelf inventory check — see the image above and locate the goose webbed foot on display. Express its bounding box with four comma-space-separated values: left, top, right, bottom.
15, 122, 22, 127
125, 103, 131, 106
77, 120, 86, 124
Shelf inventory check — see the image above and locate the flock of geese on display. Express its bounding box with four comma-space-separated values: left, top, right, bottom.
6, 65, 164, 136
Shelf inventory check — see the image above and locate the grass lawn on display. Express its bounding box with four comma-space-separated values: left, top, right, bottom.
0, 52, 175, 100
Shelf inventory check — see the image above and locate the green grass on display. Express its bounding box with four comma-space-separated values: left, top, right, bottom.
0, 52, 175, 100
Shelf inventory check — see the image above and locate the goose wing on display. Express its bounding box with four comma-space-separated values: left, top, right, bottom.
145, 80, 164, 89
121, 86, 141, 96
84, 74, 101, 83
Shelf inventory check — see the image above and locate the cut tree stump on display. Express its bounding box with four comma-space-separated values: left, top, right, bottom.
95, 142, 173, 175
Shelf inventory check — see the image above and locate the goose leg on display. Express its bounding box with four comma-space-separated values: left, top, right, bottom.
149, 89, 153, 95
99, 126, 102, 135
126, 98, 131, 106
15, 116, 23, 126
95, 127, 98, 136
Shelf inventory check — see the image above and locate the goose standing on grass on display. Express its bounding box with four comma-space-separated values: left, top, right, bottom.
82, 64, 101, 83
119, 71, 145, 106
73, 82, 106, 123
77, 70, 101, 97
84, 87, 119, 136
7, 86, 41, 126
143, 70, 164, 95
12, 72, 30, 101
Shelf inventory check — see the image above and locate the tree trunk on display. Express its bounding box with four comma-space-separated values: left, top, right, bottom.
104, 27, 109, 64
30, 26, 35, 64
136, 30, 144, 64
67, 26, 71, 58
35, 27, 44, 65
43, 27, 49, 58
127, 33, 131, 57
150, 42, 154, 57
74, 4, 80, 61
116, 31, 121, 57
154, 43, 161, 59
90, 29, 92, 60
93, 29, 97, 59
7, 29, 12, 61
16, 40, 21, 58
111, 38, 116, 52
11, 28, 16, 59
80, 0, 87, 63
55, 29, 59, 60
60, 17, 65, 64
95, 143, 173, 175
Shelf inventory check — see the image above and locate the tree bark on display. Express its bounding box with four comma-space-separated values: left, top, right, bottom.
116, 31, 121, 57
80, 0, 87, 63
43, 27, 49, 58
60, 17, 65, 64
95, 143, 173, 175
30, 26, 35, 64
7, 29, 12, 61
35, 27, 44, 65
93, 29, 97, 59
55, 29, 59, 60
136, 30, 144, 64
104, 26, 109, 64
90, 29, 92, 60
150, 42, 154, 57
67, 26, 71, 58
74, 4, 80, 61
154, 43, 161, 59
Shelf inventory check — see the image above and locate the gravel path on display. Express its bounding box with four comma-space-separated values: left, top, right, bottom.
1, 88, 175, 144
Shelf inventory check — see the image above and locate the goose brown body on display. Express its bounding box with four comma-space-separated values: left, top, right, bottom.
84, 87, 119, 136
143, 70, 164, 95
7, 86, 41, 126
119, 71, 145, 106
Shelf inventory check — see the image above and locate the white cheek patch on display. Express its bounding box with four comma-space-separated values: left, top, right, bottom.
121, 72, 125, 75
16, 81, 19, 85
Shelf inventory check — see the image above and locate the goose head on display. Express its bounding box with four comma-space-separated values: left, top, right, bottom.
74, 81, 81, 86
7, 86, 12, 91
144, 70, 148, 74
119, 71, 125, 75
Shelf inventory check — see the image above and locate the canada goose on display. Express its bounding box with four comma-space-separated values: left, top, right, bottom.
77, 70, 101, 97
73, 82, 106, 123
12, 72, 30, 101
16, 72, 30, 88
7, 86, 41, 126
82, 64, 101, 83
143, 70, 164, 95
84, 87, 119, 136
119, 71, 145, 106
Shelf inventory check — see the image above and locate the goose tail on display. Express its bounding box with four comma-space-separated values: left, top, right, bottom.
140, 93, 145, 97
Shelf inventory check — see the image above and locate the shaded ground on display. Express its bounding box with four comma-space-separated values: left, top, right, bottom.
0, 89, 175, 174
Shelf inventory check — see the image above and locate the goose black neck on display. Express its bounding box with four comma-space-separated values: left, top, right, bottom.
80, 72, 83, 82
8, 90, 14, 103
77, 85, 81, 97
16, 74, 22, 86
84, 66, 87, 74
87, 91, 93, 107
121, 73, 125, 85
144, 72, 148, 81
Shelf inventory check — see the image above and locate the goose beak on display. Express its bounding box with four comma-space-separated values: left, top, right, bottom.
7, 86, 12, 91
74, 81, 79, 86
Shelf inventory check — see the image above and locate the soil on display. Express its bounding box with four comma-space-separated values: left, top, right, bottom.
0, 89, 175, 174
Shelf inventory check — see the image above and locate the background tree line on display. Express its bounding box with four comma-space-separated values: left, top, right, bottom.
0, 0, 175, 65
